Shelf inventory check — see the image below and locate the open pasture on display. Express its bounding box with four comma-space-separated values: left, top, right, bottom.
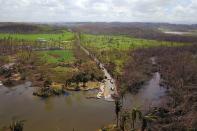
81, 34, 185, 51
0, 31, 74, 41
39, 50, 75, 64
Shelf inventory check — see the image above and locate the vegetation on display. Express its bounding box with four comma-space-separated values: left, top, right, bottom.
0, 30, 104, 97
30, 45, 104, 96
99, 41, 196, 131
0, 32, 74, 41
121, 49, 153, 93
33, 85, 65, 97
80, 34, 184, 78
141, 113, 157, 131
111, 45, 197, 131
40, 50, 75, 63
0, 23, 196, 131
81, 34, 182, 50
0, 120, 25, 131
0, 56, 11, 66
131, 107, 142, 129
9, 120, 25, 131
115, 99, 122, 127
103, 104, 157, 131
0, 23, 68, 34
147, 45, 197, 130
0, 31, 74, 56
70, 22, 197, 43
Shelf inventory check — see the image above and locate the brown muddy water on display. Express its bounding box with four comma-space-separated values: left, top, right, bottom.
0, 72, 166, 131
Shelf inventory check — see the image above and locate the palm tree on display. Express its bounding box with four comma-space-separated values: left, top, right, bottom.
115, 99, 122, 127
141, 114, 157, 131
131, 107, 142, 129
120, 110, 130, 131
119, 87, 126, 105
10, 120, 25, 131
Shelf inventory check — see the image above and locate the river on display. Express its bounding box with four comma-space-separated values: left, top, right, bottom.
0, 70, 166, 131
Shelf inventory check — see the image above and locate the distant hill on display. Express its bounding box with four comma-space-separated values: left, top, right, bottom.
65, 22, 197, 43
0, 22, 68, 34
1, 22, 197, 43
64, 22, 197, 33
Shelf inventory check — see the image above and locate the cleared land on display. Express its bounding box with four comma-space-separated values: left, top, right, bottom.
39, 50, 75, 63
0, 31, 74, 41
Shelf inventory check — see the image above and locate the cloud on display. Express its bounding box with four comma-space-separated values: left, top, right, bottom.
0, 0, 196, 24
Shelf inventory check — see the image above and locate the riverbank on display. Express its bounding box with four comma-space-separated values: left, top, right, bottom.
148, 45, 197, 130
0, 43, 105, 97
100, 70, 167, 131
0, 82, 115, 131
0, 69, 168, 131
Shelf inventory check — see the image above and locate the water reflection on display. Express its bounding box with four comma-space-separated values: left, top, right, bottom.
0, 72, 166, 131
123, 72, 166, 111
65, 95, 73, 107
44, 98, 54, 112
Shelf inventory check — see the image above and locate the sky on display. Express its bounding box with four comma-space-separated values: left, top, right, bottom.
0, 0, 196, 24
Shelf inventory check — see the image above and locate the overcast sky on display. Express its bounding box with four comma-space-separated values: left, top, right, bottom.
0, 0, 196, 24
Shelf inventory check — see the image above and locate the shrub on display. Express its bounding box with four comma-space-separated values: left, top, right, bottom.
10, 120, 24, 131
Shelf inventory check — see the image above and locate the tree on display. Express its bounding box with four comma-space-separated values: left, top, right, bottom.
44, 77, 52, 87
10, 120, 25, 131
115, 99, 122, 127
141, 114, 157, 131
119, 87, 127, 105
81, 73, 90, 87
131, 107, 142, 129
120, 110, 130, 131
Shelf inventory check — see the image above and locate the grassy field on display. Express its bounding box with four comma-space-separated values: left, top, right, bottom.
81, 34, 184, 51
39, 50, 75, 63
0, 31, 74, 41
80, 34, 186, 77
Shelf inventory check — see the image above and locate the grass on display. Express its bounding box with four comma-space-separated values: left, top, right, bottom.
39, 50, 75, 63
80, 34, 186, 77
81, 34, 184, 51
0, 31, 74, 41
85, 81, 100, 89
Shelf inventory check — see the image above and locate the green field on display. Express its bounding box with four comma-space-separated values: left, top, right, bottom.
39, 50, 75, 63
0, 31, 74, 41
81, 34, 184, 51
80, 34, 185, 76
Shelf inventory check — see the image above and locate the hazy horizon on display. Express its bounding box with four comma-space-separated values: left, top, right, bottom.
1, 21, 197, 25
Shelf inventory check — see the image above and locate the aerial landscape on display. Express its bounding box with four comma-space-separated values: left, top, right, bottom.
0, 0, 197, 131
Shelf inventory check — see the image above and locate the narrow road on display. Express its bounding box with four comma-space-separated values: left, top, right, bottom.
76, 34, 117, 101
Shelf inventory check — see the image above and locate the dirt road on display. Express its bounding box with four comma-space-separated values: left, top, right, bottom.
76, 34, 117, 101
